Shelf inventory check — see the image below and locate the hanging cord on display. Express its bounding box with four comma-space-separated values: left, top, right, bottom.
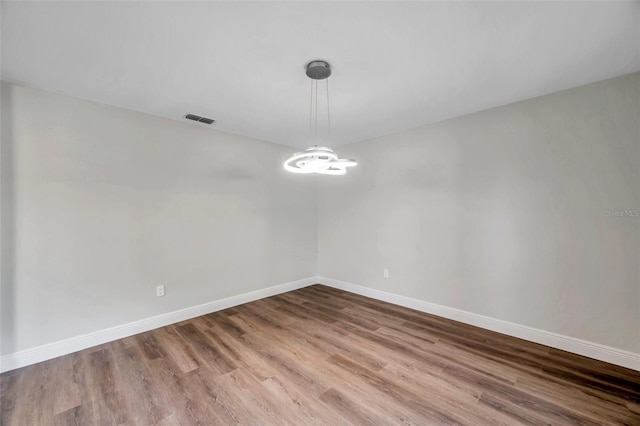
309, 78, 313, 137
314, 78, 318, 141
326, 78, 331, 139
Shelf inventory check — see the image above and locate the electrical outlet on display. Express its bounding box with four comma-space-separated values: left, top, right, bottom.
156, 285, 165, 297
383, 268, 389, 278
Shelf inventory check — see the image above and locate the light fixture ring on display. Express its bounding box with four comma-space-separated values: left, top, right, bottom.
283, 146, 356, 174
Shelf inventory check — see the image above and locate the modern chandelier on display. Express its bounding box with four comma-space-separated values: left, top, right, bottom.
283, 61, 357, 175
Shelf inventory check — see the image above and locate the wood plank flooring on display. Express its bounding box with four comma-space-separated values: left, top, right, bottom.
1, 284, 639, 425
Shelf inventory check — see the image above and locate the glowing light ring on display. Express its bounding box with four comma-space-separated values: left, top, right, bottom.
284, 147, 357, 175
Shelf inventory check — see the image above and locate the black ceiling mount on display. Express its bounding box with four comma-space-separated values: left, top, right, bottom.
185, 114, 215, 125
306, 60, 331, 80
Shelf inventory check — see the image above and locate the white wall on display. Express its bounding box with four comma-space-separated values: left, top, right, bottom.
2, 73, 638, 364
0, 82, 317, 355
318, 72, 640, 353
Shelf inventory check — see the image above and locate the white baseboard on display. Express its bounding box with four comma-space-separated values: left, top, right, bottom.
317, 276, 640, 371
0, 277, 318, 373
4, 275, 638, 373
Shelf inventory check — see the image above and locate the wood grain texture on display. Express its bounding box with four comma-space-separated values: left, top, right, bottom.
1, 284, 639, 425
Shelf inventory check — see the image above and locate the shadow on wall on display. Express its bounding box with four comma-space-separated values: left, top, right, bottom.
1, 83, 16, 356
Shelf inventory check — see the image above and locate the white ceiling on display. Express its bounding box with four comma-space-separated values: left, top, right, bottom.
2, 1, 639, 149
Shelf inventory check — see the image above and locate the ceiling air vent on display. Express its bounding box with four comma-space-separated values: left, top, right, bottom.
185, 114, 215, 125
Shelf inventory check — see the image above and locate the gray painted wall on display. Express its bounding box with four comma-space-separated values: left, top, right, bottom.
2, 73, 638, 358
318, 73, 639, 353
0, 82, 317, 355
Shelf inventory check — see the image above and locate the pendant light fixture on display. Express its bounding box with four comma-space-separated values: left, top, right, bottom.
283, 60, 357, 175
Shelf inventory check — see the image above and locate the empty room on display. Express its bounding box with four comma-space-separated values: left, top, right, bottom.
1, 1, 639, 425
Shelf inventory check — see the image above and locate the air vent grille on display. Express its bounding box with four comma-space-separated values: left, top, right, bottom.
185, 114, 215, 125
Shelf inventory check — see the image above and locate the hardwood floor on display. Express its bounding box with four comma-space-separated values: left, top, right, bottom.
1, 284, 639, 425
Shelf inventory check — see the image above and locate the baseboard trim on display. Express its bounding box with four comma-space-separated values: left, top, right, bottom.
0, 276, 318, 373
4, 276, 638, 373
317, 276, 640, 371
